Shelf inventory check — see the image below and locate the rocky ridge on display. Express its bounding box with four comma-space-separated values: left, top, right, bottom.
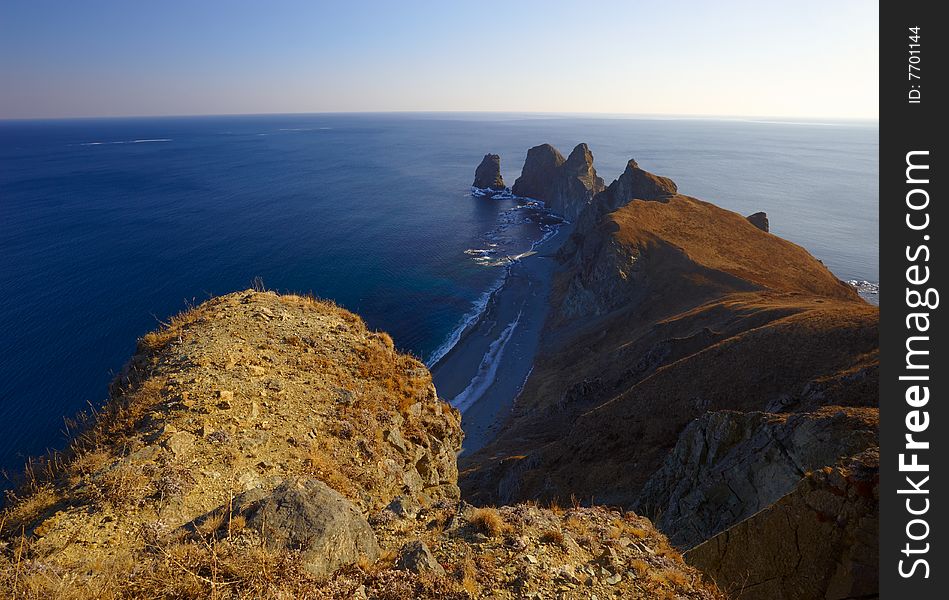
461, 145, 879, 599
0, 291, 721, 599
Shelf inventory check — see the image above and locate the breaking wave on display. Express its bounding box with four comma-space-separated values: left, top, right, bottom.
448, 310, 522, 413
425, 275, 506, 368
78, 138, 172, 146
847, 279, 880, 304
471, 186, 517, 200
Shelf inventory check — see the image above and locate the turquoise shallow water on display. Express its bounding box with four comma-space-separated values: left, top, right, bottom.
0, 113, 878, 474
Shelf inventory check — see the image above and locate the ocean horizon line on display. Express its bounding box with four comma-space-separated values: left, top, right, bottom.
0, 109, 880, 126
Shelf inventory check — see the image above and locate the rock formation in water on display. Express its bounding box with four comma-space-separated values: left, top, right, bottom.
461, 149, 879, 600
472, 153, 505, 190
0, 290, 721, 599
746, 211, 769, 232
511, 143, 565, 198
511, 143, 606, 220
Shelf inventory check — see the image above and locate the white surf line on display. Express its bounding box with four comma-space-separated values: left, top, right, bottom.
78, 138, 172, 146
449, 310, 522, 414
425, 274, 507, 368
428, 197, 564, 368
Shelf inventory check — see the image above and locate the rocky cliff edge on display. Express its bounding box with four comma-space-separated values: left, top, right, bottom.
0, 290, 721, 600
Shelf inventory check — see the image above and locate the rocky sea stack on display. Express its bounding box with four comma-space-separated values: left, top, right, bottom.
0, 291, 721, 599
472, 153, 505, 191
511, 143, 605, 220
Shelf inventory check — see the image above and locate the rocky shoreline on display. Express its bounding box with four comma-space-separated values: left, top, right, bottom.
431, 222, 571, 455
431, 143, 611, 455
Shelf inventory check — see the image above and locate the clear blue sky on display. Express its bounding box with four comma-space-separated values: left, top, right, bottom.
0, 0, 878, 120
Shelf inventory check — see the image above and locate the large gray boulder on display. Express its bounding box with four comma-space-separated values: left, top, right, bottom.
237, 478, 380, 577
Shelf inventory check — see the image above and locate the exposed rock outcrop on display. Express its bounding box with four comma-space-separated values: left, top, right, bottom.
604, 159, 677, 207
746, 211, 769, 232
472, 153, 505, 190
635, 407, 878, 548
512, 143, 605, 220
0, 290, 721, 599
511, 143, 565, 199
686, 449, 879, 599
395, 540, 445, 577
236, 477, 381, 577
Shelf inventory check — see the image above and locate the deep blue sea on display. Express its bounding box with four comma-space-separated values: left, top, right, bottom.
0, 113, 878, 476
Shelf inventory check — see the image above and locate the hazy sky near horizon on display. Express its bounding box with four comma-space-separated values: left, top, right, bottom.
1, 0, 878, 120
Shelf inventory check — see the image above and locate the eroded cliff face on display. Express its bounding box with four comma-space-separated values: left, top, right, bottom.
0, 291, 721, 599
461, 152, 879, 600
686, 449, 879, 600
512, 143, 606, 220
635, 407, 878, 549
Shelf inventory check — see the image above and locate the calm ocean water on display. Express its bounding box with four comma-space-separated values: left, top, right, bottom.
0, 113, 878, 475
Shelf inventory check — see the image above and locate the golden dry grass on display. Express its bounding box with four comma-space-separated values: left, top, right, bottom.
539, 529, 565, 547
456, 555, 480, 596
610, 194, 861, 300
468, 507, 508, 537
653, 567, 691, 588
630, 558, 650, 576
0, 533, 320, 600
